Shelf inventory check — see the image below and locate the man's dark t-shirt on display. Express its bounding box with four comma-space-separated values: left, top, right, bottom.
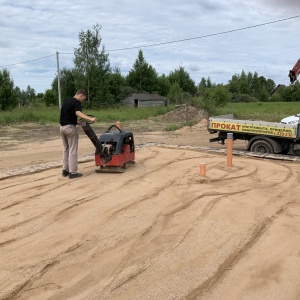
60, 98, 82, 125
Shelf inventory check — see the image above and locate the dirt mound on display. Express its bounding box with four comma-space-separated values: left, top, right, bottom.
175, 118, 208, 133
162, 105, 208, 123
161, 105, 208, 123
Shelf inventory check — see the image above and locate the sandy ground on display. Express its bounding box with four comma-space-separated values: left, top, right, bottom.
1, 119, 300, 300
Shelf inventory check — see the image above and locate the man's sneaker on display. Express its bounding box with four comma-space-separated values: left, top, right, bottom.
69, 172, 83, 179
62, 170, 69, 177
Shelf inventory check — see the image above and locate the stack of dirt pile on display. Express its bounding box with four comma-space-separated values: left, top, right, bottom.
161, 105, 208, 123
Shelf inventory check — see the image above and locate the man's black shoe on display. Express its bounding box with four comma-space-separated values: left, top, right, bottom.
69, 173, 83, 179
62, 170, 69, 177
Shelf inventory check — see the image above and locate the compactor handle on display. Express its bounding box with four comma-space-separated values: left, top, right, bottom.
78, 114, 96, 125
105, 124, 123, 133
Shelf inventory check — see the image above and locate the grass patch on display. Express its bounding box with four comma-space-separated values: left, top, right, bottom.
0, 106, 174, 126
216, 102, 300, 122
1, 102, 300, 126
164, 124, 184, 131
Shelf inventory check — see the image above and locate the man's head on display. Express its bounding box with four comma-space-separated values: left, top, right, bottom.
75, 89, 87, 102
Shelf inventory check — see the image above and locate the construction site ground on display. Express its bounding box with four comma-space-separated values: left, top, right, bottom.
1, 106, 300, 300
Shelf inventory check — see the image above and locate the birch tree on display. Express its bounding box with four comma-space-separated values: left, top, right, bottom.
74, 24, 111, 107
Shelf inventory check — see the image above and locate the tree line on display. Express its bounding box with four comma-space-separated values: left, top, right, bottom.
0, 24, 299, 111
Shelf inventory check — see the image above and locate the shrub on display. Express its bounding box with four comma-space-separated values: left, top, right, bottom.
231, 93, 258, 103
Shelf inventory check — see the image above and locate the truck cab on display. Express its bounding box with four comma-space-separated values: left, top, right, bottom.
280, 113, 300, 125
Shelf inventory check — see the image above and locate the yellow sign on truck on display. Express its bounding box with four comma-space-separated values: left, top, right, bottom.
209, 120, 296, 138
208, 115, 300, 156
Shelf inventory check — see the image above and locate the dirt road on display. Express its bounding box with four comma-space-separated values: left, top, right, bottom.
1, 119, 300, 300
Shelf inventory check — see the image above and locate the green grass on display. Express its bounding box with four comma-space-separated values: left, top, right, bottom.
0, 105, 174, 126
216, 102, 300, 122
1, 102, 300, 126
164, 124, 183, 131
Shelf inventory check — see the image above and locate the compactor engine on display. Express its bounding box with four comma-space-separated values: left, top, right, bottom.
80, 121, 135, 173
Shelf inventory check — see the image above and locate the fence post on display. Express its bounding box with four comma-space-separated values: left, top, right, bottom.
227, 133, 233, 167
116, 121, 122, 129
199, 163, 206, 176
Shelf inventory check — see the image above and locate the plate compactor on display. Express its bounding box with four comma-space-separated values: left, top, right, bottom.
80, 121, 135, 173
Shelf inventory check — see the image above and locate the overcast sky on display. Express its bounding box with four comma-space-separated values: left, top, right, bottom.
1, 0, 299, 93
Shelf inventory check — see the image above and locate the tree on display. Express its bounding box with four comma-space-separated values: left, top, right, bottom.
279, 83, 300, 102
107, 67, 130, 104
228, 74, 240, 94
126, 49, 158, 93
168, 66, 197, 95
212, 85, 231, 106
227, 71, 276, 102
250, 72, 260, 98
34, 92, 44, 106
266, 78, 276, 95
74, 24, 111, 107
52, 68, 77, 101
157, 74, 171, 96
44, 89, 58, 106
200, 85, 230, 115
257, 85, 269, 102
167, 82, 183, 104
206, 77, 212, 88
0, 69, 15, 110
292, 82, 300, 102
36, 93, 44, 98
25, 86, 36, 103
247, 71, 253, 90
196, 77, 215, 97
13, 86, 23, 106
239, 70, 249, 94
13, 85, 36, 107
198, 77, 207, 92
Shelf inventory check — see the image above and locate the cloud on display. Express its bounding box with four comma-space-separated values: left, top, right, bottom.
0, 0, 299, 92
265, 0, 299, 7
0, 39, 11, 48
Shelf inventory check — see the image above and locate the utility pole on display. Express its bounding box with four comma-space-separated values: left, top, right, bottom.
56, 51, 62, 109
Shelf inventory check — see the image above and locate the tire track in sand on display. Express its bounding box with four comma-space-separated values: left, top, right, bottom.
184, 201, 294, 300
101, 158, 297, 298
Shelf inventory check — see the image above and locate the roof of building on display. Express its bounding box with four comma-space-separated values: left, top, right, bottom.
130, 93, 166, 101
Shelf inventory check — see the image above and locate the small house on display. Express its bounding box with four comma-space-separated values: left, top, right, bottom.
123, 93, 167, 108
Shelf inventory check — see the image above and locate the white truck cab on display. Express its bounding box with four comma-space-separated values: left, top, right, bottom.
280, 113, 300, 124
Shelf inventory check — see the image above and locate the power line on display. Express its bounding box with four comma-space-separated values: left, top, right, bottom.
0, 54, 56, 68
107, 15, 300, 51
0, 14, 299, 68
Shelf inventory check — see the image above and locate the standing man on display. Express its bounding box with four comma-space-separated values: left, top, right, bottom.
59, 89, 96, 179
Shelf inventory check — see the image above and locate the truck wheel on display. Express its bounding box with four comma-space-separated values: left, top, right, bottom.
250, 140, 274, 154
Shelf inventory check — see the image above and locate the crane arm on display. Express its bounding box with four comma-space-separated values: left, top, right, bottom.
289, 58, 300, 84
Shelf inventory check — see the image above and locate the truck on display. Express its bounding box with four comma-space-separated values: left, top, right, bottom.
208, 114, 300, 156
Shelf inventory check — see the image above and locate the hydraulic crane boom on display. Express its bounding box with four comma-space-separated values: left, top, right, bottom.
288, 58, 300, 84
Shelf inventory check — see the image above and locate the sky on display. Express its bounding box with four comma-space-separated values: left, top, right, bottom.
0, 0, 300, 93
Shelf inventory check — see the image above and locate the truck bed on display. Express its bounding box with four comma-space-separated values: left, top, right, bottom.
208, 114, 299, 139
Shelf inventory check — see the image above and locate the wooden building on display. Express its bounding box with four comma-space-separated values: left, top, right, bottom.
123, 93, 168, 108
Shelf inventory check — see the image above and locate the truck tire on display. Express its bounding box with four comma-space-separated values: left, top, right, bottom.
249, 140, 274, 154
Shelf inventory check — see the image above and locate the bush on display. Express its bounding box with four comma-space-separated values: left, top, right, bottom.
231, 93, 258, 103
195, 85, 231, 116
164, 124, 183, 131
44, 89, 58, 106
